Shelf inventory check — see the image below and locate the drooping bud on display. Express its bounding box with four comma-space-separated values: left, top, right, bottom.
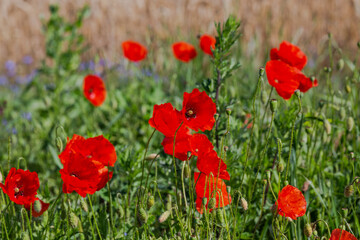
147, 195, 155, 210
202, 197, 208, 207
208, 198, 216, 209
69, 212, 79, 229
284, 180, 289, 186
259, 68, 265, 76
159, 210, 171, 223
261, 91, 268, 105
137, 208, 148, 226
323, 119, 332, 135
277, 162, 284, 173
294, 90, 301, 98
344, 185, 354, 197
56, 137, 63, 153
226, 108, 232, 116
270, 99, 278, 113
214, 113, 219, 121
216, 209, 224, 224
33, 200, 42, 213
118, 204, 124, 218
240, 197, 248, 211
347, 117, 354, 131
166, 194, 172, 210
80, 198, 88, 213
336, 59, 344, 71
304, 223, 313, 237
145, 153, 159, 161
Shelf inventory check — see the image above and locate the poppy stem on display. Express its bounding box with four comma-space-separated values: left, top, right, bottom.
88, 195, 103, 240
215, 68, 221, 148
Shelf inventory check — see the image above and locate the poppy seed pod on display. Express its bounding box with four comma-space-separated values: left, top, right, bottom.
270, 99, 278, 113
324, 119, 332, 135
159, 210, 171, 223
240, 197, 248, 211
304, 223, 313, 237
208, 198, 216, 209
147, 195, 155, 210
226, 108, 232, 116
344, 185, 354, 197
347, 117, 354, 131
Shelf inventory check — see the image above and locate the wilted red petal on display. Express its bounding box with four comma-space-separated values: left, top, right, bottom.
190, 133, 214, 156
83, 75, 106, 106
122, 41, 147, 62
270, 41, 307, 70
275, 185, 306, 220
329, 229, 357, 240
199, 35, 216, 56
197, 150, 230, 180
181, 88, 216, 131
298, 75, 318, 93
0, 168, 39, 206
194, 172, 231, 214
172, 42, 197, 62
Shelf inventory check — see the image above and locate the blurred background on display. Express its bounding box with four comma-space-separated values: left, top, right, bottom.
1, 0, 360, 68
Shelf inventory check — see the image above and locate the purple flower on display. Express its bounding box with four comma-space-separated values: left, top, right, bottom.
5, 60, 16, 77
22, 55, 33, 65
12, 127, 17, 135
99, 59, 107, 67
22, 112, 32, 121
2, 119, 7, 126
0, 75, 8, 86
88, 60, 95, 71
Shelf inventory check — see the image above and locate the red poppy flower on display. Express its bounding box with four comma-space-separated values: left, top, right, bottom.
122, 41, 147, 62
172, 42, 197, 62
275, 185, 306, 220
270, 41, 307, 70
244, 113, 253, 129
329, 229, 357, 240
83, 75, 106, 106
24, 198, 50, 217
189, 133, 214, 156
161, 131, 192, 161
181, 88, 216, 131
197, 150, 230, 180
194, 172, 231, 214
149, 103, 187, 137
0, 168, 39, 205
59, 134, 117, 168
265, 60, 317, 100
59, 154, 113, 197
199, 35, 216, 56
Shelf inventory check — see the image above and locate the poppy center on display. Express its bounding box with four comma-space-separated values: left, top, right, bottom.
70, 173, 79, 178
14, 187, 19, 193
14, 187, 24, 198
185, 109, 196, 119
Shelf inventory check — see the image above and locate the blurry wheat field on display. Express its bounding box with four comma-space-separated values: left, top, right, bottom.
1, 0, 360, 66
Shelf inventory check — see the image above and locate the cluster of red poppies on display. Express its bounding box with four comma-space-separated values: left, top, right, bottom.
265, 41, 318, 100
0, 168, 49, 217
59, 134, 117, 197
149, 88, 231, 213
122, 34, 216, 63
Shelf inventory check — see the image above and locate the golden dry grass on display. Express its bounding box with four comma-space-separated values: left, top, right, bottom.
1, 0, 360, 66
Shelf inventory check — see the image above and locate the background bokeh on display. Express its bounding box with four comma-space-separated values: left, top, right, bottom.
1, 0, 360, 67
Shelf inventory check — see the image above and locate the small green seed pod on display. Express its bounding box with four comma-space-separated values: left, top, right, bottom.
226, 108, 232, 116
202, 197, 208, 207
147, 195, 155, 210
208, 198, 216, 209
270, 99, 278, 113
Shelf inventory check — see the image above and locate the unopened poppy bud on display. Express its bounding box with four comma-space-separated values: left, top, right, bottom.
266, 171, 271, 180
216, 209, 224, 224
69, 212, 79, 229
226, 108, 232, 116
284, 180, 289, 186
277, 162, 284, 173
184, 164, 190, 178
347, 117, 354, 131
344, 184, 354, 197
240, 197, 248, 211
340, 108, 346, 120
166, 195, 172, 210
259, 68, 265, 76
159, 210, 171, 223
56, 137, 63, 153
214, 113, 219, 121
295, 90, 301, 98
324, 119, 331, 135
345, 84, 351, 93
33, 200, 42, 213
147, 195, 155, 210
318, 100, 325, 109
304, 223, 313, 237
224, 146, 229, 152
337, 59, 344, 71
118, 204, 124, 218
270, 99, 278, 113
261, 91, 268, 105
202, 197, 208, 207
137, 208, 148, 225
263, 179, 267, 185
208, 198, 216, 209
80, 198, 88, 212
313, 230, 318, 236
177, 191, 182, 206
22, 232, 30, 240
145, 153, 159, 161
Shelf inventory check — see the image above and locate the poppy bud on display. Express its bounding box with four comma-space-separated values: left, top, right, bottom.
137, 208, 148, 225
313, 230, 318, 236
147, 195, 155, 210
208, 198, 216, 209
145, 153, 159, 161
259, 68, 265, 77
263, 179, 268, 185
33, 200, 42, 213
69, 212, 79, 229
216, 209, 224, 224
240, 197, 248, 211
295, 90, 301, 98
345, 84, 351, 93
159, 210, 171, 223
318, 100, 325, 109
118, 204, 124, 218
166, 195, 172, 210
202, 197, 208, 207
261, 91, 268, 105
56, 137, 63, 153
270, 99, 278, 113
226, 108, 232, 116
337, 59, 344, 71
184, 164, 190, 178
277, 162, 284, 173
22, 232, 30, 240
347, 117, 354, 131
21, 207, 28, 218
266, 170, 271, 180
214, 113, 219, 121
344, 185, 354, 197
324, 119, 331, 135
177, 191, 182, 206
80, 198, 88, 213
304, 223, 313, 237
340, 108, 346, 120
284, 180, 289, 186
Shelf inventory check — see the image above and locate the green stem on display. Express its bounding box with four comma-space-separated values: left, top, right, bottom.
88, 195, 103, 240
